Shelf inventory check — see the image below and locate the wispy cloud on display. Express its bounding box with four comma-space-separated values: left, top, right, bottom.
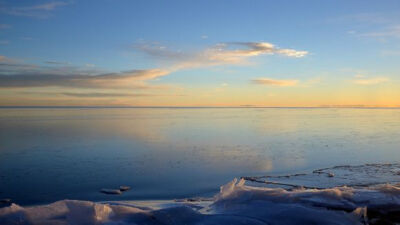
333, 13, 391, 25
0, 56, 6, 62
353, 77, 389, 85
0, 69, 169, 89
133, 42, 190, 61
0, 56, 170, 89
134, 41, 308, 70
0, 40, 308, 93
341, 13, 400, 41
0, 40, 9, 45
0, 55, 15, 63
20, 36, 33, 41
205, 42, 308, 63
360, 25, 400, 39
44, 61, 70, 65
59, 92, 155, 98
0, 1, 71, 18
19, 91, 160, 98
252, 78, 299, 87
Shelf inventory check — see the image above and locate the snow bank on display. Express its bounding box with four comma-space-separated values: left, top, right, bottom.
1, 178, 400, 224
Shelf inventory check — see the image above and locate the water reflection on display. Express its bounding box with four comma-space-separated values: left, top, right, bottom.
0, 107, 399, 205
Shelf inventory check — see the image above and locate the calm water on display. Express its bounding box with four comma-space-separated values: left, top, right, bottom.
0, 107, 400, 205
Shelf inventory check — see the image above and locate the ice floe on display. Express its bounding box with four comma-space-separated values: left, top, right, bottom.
119, 186, 131, 192
100, 185, 131, 195
100, 189, 122, 195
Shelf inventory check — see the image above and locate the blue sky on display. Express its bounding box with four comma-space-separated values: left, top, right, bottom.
0, 0, 400, 106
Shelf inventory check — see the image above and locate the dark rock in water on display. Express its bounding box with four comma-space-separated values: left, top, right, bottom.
119, 186, 131, 191
100, 189, 122, 195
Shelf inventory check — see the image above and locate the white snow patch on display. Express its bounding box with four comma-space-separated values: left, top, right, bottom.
1, 178, 400, 224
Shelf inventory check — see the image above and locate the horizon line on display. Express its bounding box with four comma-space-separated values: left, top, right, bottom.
1, 105, 400, 109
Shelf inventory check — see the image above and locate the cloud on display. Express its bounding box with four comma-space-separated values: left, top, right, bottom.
0, 56, 170, 89
20, 36, 33, 40
0, 69, 169, 89
340, 13, 400, 40
333, 13, 391, 25
0, 40, 308, 93
0, 1, 71, 18
203, 42, 308, 65
0, 40, 9, 45
18, 91, 159, 98
133, 42, 190, 61
0, 55, 16, 64
233, 42, 308, 58
59, 92, 154, 98
27, 1, 69, 11
360, 25, 400, 39
252, 78, 299, 86
353, 77, 389, 85
134, 41, 308, 70
44, 61, 70, 65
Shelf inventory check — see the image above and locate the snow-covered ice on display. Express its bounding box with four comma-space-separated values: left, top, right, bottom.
1, 176, 400, 224
244, 163, 400, 189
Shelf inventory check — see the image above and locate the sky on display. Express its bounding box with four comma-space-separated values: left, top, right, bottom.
0, 0, 400, 107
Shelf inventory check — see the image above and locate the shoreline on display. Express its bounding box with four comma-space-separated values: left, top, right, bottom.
1, 178, 400, 224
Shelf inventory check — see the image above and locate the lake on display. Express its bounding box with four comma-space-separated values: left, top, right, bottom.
1, 107, 400, 205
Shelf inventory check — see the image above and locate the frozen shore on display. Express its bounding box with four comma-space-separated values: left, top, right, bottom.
1, 177, 400, 225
